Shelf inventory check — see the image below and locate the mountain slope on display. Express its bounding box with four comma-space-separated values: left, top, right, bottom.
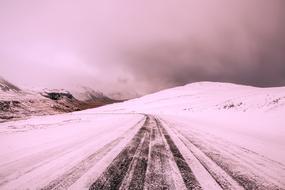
96, 81, 285, 113
0, 77, 21, 92
0, 77, 119, 122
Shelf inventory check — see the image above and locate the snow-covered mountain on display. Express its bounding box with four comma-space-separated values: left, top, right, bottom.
0, 77, 21, 92
97, 81, 285, 113
1, 81, 284, 189
0, 77, 118, 122
72, 87, 107, 101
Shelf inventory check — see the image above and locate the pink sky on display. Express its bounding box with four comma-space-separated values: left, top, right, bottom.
0, 0, 285, 97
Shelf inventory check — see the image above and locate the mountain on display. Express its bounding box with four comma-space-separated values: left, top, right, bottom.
94, 81, 285, 113
0, 77, 119, 122
0, 77, 21, 92
2, 79, 284, 122
71, 87, 121, 109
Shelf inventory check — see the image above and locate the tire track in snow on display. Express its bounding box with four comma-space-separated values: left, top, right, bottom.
162, 118, 285, 190
188, 136, 284, 190
169, 128, 243, 190
0, 114, 146, 190
38, 115, 147, 190
155, 118, 202, 190
41, 137, 122, 190
141, 118, 177, 190
89, 116, 201, 190
179, 125, 285, 187
181, 131, 284, 189
89, 116, 151, 190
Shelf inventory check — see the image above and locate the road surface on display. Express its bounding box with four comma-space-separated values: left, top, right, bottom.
0, 113, 284, 190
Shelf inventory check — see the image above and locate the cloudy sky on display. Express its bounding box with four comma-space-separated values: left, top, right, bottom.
1, 0, 285, 98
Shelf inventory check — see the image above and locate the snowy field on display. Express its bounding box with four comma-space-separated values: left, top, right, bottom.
0, 113, 145, 189
0, 82, 285, 189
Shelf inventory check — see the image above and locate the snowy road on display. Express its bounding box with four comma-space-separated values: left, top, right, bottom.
0, 112, 284, 190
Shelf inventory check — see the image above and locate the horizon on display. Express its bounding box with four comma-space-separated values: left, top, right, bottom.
2, 75, 285, 101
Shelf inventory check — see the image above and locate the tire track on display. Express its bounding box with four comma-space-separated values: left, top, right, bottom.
162, 118, 285, 190
0, 116, 146, 188
89, 117, 151, 190
180, 126, 285, 183
41, 137, 122, 190
143, 118, 176, 190
187, 136, 283, 190
204, 134, 285, 186
156, 119, 202, 190
174, 131, 243, 190
89, 115, 202, 190
118, 128, 150, 190
0, 115, 146, 190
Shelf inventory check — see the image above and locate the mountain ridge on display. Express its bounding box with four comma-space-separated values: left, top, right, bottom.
93, 81, 285, 114
0, 77, 119, 122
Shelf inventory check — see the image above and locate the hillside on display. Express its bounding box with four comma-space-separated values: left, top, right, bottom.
0, 77, 118, 122
95, 81, 285, 113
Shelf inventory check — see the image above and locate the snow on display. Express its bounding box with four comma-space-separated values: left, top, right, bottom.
95, 81, 285, 113
89, 82, 285, 159
158, 111, 285, 163
89, 82, 285, 188
90, 82, 285, 165
0, 112, 144, 189
0, 81, 285, 189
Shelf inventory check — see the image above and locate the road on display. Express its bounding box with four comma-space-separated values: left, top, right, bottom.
0, 113, 284, 190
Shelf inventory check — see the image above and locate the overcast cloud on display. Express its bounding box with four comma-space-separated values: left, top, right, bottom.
1, 0, 285, 98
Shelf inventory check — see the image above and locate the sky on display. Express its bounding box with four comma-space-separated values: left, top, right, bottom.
0, 0, 285, 98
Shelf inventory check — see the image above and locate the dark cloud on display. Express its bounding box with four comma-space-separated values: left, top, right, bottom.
121, 36, 285, 92
118, 1, 285, 93
0, 0, 285, 97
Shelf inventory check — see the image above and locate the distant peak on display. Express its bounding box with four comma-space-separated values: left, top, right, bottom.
0, 76, 21, 92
